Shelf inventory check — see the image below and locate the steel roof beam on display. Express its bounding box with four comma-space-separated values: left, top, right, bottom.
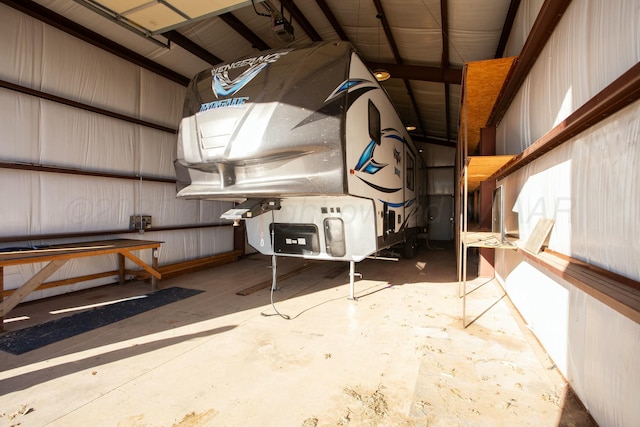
314, 0, 350, 41
219, 12, 272, 51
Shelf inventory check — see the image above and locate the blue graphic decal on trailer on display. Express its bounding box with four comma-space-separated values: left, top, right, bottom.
212, 62, 269, 98
324, 78, 373, 102
294, 79, 377, 129
355, 140, 387, 174
379, 198, 416, 209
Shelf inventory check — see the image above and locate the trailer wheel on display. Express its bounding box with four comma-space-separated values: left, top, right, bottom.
403, 236, 417, 259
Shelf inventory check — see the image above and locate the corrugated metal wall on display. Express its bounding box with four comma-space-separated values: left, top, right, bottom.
0, 4, 234, 301
496, 1, 640, 425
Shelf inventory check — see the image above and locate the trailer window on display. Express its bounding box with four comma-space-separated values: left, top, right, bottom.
368, 101, 381, 145
407, 153, 415, 191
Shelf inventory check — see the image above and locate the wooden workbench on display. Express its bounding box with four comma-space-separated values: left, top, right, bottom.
0, 239, 162, 331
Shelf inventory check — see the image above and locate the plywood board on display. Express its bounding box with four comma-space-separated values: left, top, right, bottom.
459, 57, 516, 154
524, 218, 555, 254
466, 155, 515, 191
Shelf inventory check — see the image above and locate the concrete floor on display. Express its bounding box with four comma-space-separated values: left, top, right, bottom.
0, 243, 596, 426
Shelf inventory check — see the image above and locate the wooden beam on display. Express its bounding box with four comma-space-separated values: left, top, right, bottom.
1, 270, 120, 298
134, 251, 242, 279
0, 223, 230, 244
0, 259, 67, 317
121, 250, 161, 280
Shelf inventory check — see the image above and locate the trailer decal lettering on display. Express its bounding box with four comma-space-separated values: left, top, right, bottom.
211, 49, 292, 98
200, 97, 249, 112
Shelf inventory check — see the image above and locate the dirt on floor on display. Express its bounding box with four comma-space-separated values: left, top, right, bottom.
0, 242, 597, 426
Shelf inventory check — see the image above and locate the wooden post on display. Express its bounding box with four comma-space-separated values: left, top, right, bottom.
118, 253, 125, 285
1, 266, 4, 332
151, 249, 159, 290
233, 221, 246, 255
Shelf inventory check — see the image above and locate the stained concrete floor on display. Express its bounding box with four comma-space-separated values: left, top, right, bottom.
0, 243, 596, 426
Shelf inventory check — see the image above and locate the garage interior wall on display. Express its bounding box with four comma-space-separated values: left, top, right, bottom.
0, 5, 234, 301
424, 144, 456, 241
494, 0, 640, 426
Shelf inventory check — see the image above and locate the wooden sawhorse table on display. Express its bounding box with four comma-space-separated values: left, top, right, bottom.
0, 239, 162, 332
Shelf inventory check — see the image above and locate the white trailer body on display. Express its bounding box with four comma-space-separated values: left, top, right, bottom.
175, 42, 426, 262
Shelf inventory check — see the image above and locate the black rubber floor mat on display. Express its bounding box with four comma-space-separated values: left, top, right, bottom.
0, 287, 204, 355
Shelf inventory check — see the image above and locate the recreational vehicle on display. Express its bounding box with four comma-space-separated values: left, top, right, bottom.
175, 41, 426, 266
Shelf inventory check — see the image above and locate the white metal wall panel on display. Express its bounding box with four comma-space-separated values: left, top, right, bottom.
500, 93, 640, 282
495, 249, 640, 427
497, 0, 640, 155
0, 170, 37, 237
0, 6, 44, 87
0, 91, 41, 162
0, 5, 234, 300
138, 127, 179, 178
424, 144, 455, 167
40, 101, 137, 172
139, 68, 185, 128
494, 1, 640, 425
503, 0, 544, 57
42, 27, 140, 116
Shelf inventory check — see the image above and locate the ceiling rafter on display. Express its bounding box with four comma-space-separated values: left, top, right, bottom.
495, 0, 521, 58
314, 0, 350, 41
281, 0, 322, 42
219, 12, 272, 51
371, 0, 426, 137
440, 0, 452, 144
164, 30, 223, 65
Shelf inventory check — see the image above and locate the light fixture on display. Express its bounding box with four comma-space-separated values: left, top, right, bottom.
373, 13, 391, 82
405, 124, 417, 131
373, 69, 391, 81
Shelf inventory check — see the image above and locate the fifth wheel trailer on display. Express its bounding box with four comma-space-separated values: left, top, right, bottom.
175, 41, 427, 269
